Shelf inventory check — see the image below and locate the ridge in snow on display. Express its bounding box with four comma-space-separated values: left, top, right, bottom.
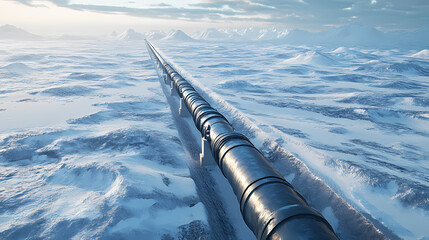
410, 49, 429, 59
283, 51, 337, 66
329, 47, 375, 60
331, 47, 355, 54
1, 62, 34, 74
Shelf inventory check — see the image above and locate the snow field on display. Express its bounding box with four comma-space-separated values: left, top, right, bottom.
0, 40, 209, 239
155, 40, 429, 240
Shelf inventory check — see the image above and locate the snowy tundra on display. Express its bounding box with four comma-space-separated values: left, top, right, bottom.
0, 24, 429, 240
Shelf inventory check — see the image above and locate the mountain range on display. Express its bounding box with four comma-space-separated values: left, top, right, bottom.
1, 23, 428, 49
112, 23, 428, 49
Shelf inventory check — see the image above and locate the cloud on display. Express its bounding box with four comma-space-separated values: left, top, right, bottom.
7, 0, 429, 30
150, 3, 172, 7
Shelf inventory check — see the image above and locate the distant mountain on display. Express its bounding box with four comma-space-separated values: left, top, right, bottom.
385, 26, 429, 49
162, 30, 196, 41
115, 29, 145, 41
114, 29, 194, 42
222, 29, 243, 40
197, 28, 229, 40
283, 23, 385, 48
278, 29, 312, 43
112, 29, 166, 41
283, 23, 429, 49
325, 23, 384, 42
0, 24, 41, 40
258, 28, 288, 41
182, 24, 428, 49
194, 27, 287, 41
239, 27, 261, 41
146, 31, 166, 40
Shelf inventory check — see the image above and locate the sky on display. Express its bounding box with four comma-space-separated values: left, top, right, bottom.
1, 0, 428, 36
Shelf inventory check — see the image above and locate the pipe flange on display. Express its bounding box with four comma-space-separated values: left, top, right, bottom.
260, 204, 333, 240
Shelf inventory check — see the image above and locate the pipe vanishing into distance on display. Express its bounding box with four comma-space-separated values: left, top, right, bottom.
145, 40, 339, 240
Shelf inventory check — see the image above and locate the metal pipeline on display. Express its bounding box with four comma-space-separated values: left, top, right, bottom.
145, 40, 339, 240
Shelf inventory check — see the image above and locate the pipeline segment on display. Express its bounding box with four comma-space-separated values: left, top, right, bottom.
145, 40, 339, 240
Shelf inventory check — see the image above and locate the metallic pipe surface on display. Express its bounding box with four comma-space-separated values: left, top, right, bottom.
145, 40, 339, 240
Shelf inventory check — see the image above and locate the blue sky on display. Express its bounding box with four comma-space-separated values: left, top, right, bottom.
1, 0, 428, 35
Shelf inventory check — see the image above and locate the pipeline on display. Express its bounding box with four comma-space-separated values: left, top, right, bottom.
145, 40, 339, 240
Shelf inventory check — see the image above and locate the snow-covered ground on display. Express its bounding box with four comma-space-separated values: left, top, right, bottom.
0, 38, 428, 240
154, 41, 429, 240
0, 41, 209, 239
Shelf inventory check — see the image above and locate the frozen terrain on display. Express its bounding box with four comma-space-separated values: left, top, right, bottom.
153, 41, 429, 240
0, 41, 210, 239
0, 28, 428, 240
